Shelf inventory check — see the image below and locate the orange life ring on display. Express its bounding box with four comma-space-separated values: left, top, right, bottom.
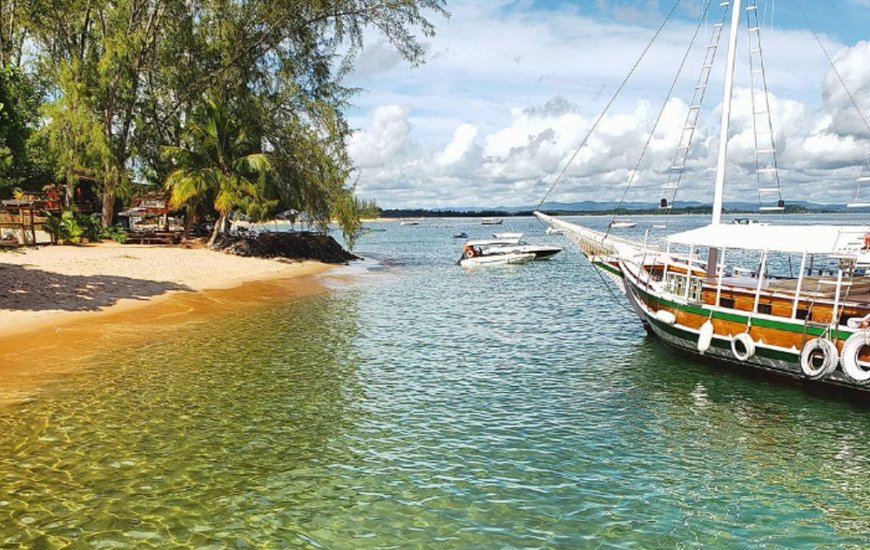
466, 250, 475, 258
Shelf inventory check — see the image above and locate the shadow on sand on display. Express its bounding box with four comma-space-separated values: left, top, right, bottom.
0, 263, 192, 312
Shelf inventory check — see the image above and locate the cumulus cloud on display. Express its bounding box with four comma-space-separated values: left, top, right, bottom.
347, 105, 413, 168
346, 2, 870, 208
821, 41, 870, 138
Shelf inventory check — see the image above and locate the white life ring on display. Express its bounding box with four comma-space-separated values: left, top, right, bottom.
731, 332, 756, 362
839, 331, 870, 383
466, 250, 475, 259
799, 338, 839, 380
697, 320, 713, 354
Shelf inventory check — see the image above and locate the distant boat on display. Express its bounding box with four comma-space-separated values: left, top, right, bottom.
452, 232, 468, 239
400, 219, 420, 226
731, 218, 769, 226
652, 224, 667, 229
481, 218, 503, 225
608, 220, 637, 229
545, 226, 565, 235
492, 232, 523, 240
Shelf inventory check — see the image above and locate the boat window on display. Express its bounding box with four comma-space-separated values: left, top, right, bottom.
758, 303, 772, 315
719, 297, 735, 309
795, 308, 809, 321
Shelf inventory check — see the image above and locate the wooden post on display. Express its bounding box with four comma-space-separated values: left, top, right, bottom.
791, 252, 807, 319
752, 250, 768, 314
28, 204, 35, 244
715, 247, 727, 307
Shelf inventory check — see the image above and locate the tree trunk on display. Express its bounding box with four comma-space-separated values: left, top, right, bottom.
207, 212, 227, 247
182, 208, 195, 240
101, 186, 116, 227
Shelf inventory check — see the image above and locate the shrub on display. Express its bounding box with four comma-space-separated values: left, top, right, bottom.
43, 210, 126, 244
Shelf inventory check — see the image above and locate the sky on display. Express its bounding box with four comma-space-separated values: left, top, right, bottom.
344, 0, 870, 209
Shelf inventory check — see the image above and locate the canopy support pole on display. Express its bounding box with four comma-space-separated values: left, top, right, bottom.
791, 252, 807, 319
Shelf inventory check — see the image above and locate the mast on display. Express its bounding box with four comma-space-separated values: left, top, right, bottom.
711, 0, 742, 225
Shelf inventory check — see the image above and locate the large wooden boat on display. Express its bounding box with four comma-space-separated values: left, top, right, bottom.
536, 0, 870, 393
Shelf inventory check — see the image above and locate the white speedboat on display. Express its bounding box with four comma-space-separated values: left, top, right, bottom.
608, 220, 637, 228
731, 217, 769, 226
459, 251, 535, 268
492, 232, 523, 240
464, 238, 563, 261
481, 218, 503, 225
485, 243, 563, 259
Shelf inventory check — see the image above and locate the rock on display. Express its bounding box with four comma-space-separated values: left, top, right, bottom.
213, 232, 359, 264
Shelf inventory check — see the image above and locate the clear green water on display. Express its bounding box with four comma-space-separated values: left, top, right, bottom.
2, 215, 870, 548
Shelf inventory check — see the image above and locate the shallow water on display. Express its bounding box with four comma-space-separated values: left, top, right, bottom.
2, 214, 869, 548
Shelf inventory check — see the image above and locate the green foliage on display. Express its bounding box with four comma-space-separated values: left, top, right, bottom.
43, 210, 127, 244
14, 0, 449, 242
163, 96, 273, 244
0, 65, 53, 196
43, 210, 85, 244
332, 190, 376, 251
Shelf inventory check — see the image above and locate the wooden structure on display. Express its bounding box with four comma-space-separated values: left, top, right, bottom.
0, 200, 50, 247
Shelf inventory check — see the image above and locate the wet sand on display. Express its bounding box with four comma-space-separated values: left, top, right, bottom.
0, 243, 334, 406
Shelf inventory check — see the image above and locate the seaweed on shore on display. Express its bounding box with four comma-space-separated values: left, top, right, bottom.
214, 232, 359, 264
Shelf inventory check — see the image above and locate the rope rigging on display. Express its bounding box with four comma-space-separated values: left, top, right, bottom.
535, 0, 684, 212
604, 0, 717, 241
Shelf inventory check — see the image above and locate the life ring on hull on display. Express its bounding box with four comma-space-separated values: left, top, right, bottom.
839, 331, 870, 383
697, 320, 713, 354
731, 332, 756, 362
465, 250, 475, 259
799, 338, 839, 380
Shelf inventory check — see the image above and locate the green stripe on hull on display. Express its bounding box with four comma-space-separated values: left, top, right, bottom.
646, 314, 798, 363
592, 261, 623, 278
626, 275, 853, 340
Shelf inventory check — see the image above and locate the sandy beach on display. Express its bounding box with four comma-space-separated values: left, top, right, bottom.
0, 242, 331, 335
0, 243, 333, 405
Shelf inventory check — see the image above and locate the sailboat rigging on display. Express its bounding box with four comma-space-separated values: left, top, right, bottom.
536, 0, 870, 393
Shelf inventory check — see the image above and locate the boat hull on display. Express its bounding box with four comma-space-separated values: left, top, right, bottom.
484, 245, 563, 259
460, 252, 535, 268
619, 260, 868, 393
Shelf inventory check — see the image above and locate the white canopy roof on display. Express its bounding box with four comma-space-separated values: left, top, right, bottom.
666, 223, 870, 255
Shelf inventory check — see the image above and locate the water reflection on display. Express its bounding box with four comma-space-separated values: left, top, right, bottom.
0, 292, 363, 547
2, 214, 869, 548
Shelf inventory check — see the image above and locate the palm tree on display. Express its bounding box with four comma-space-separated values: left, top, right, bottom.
163, 97, 270, 246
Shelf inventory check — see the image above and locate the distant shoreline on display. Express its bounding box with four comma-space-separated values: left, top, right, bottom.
377, 205, 844, 218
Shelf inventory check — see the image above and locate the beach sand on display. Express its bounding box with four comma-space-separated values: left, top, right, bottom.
0, 242, 334, 406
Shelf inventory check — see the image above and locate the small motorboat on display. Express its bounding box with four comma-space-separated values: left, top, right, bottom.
492, 232, 523, 240
545, 226, 565, 235
731, 218, 769, 226
485, 243, 563, 259
460, 239, 562, 265
459, 251, 536, 268
608, 219, 637, 228
452, 232, 469, 239
481, 218, 503, 225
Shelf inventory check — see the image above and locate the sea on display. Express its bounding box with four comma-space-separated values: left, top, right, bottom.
1, 213, 869, 548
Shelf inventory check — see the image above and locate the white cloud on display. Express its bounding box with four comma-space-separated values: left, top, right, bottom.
821, 40, 870, 138
347, 105, 413, 168
345, 2, 870, 208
